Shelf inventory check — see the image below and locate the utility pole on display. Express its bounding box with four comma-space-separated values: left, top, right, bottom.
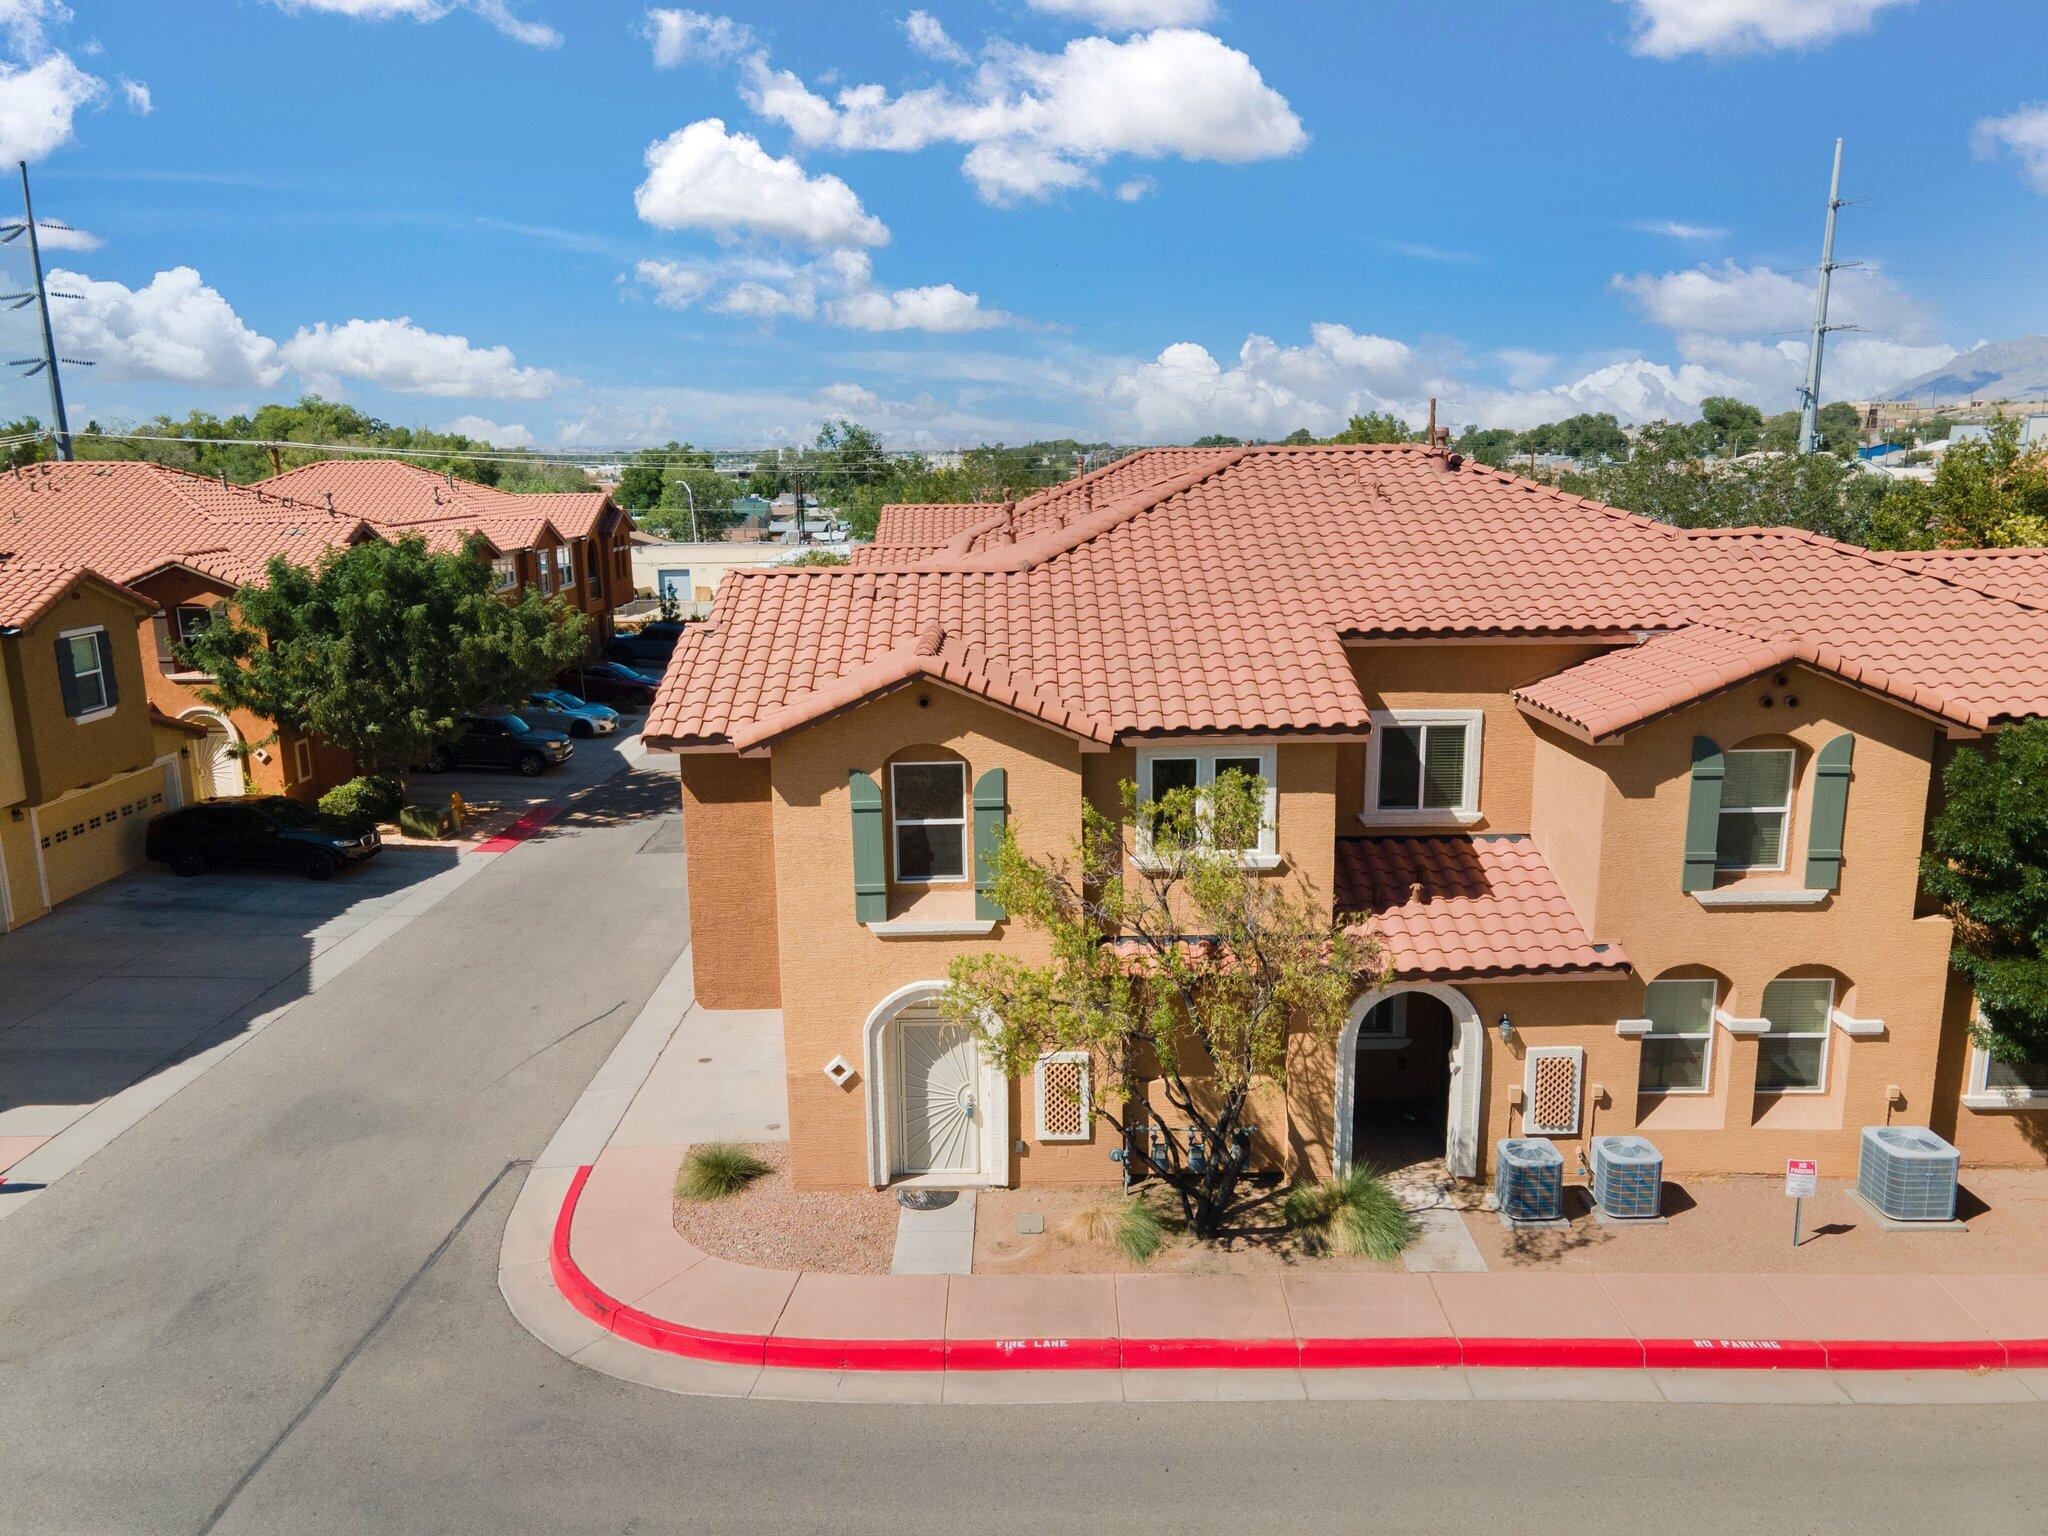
6, 161, 76, 459
792, 469, 806, 544
1796, 138, 1847, 456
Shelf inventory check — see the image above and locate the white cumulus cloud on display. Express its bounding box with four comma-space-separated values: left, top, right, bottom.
1114, 174, 1155, 201
632, 257, 716, 310
742, 26, 1304, 203
49, 265, 286, 389
1611, 259, 1935, 341
442, 413, 534, 446
0, 53, 104, 163
264, 0, 560, 47
1975, 102, 2048, 193
643, 6, 755, 67
1615, 0, 1915, 58
630, 247, 1017, 333
118, 75, 151, 113
281, 316, 560, 398
904, 9, 969, 65
633, 118, 889, 247
1028, 0, 1220, 28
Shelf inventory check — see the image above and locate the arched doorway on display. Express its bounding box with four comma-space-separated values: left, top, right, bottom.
181, 709, 243, 798
861, 982, 1009, 1188
1334, 982, 1483, 1180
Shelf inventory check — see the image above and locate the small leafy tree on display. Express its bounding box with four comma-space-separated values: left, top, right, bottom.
945, 771, 1383, 1239
181, 534, 588, 779
1922, 721, 2048, 1067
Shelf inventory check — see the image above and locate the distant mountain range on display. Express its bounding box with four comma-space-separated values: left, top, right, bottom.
1884, 336, 2048, 404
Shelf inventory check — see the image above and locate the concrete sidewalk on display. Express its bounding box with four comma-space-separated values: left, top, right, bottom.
499, 970, 2048, 1405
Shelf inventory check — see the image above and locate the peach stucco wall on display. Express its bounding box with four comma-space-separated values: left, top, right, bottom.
677, 754, 782, 1010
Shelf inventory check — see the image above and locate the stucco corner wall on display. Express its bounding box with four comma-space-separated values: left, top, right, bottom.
676, 754, 782, 1010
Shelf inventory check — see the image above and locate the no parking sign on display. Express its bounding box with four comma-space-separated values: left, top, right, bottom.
1786, 1158, 1817, 1246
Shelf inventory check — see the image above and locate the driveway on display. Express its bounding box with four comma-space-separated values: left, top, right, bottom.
0, 843, 467, 1195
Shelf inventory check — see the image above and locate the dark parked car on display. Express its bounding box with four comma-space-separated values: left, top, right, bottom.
606, 621, 688, 667
558, 661, 658, 710
417, 712, 572, 777
146, 797, 381, 880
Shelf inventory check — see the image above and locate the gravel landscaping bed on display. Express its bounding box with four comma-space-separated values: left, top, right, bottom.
671, 1143, 898, 1275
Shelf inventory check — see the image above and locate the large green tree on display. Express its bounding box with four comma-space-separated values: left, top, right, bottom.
945, 771, 1381, 1238
1867, 415, 2048, 550
181, 535, 588, 777
1923, 721, 2048, 1068
1557, 429, 1890, 542
1327, 411, 1414, 445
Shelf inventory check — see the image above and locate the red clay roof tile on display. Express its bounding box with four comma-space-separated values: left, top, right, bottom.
1334, 834, 1628, 979
647, 444, 2048, 750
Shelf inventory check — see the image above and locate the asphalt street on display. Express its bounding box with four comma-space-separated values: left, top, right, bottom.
1, 763, 2043, 1536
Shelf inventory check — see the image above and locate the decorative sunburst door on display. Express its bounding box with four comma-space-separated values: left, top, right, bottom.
894, 1013, 982, 1178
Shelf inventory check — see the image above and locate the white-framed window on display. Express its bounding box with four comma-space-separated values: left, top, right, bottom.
491, 555, 517, 592
1638, 977, 1715, 1095
553, 544, 573, 592
1035, 1051, 1092, 1141
174, 604, 214, 646
1523, 1044, 1584, 1136
57, 626, 114, 721
293, 739, 314, 780
1717, 748, 1795, 872
1965, 1040, 2048, 1108
1135, 744, 1277, 862
1757, 976, 1833, 1094
1364, 709, 1482, 822
890, 760, 968, 883
1354, 992, 1414, 1048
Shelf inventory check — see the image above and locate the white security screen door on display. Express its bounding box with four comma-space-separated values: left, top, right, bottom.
894, 1011, 982, 1177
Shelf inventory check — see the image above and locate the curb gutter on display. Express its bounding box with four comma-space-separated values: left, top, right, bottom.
548, 1166, 2048, 1377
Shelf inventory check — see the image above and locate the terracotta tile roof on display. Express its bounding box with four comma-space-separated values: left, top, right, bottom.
1512, 621, 1990, 740
729, 623, 1113, 752
647, 444, 2048, 751
0, 556, 153, 630
256, 459, 621, 546
1334, 835, 1629, 980
864, 503, 991, 554
0, 461, 370, 588
1875, 546, 2048, 607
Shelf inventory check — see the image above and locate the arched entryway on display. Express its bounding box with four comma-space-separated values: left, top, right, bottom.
1334, 982, 1483, 1180
181, 709, 243, 798
861, 982, 1009, 1188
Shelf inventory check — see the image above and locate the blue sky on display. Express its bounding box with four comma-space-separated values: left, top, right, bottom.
2, 0, 2045, 449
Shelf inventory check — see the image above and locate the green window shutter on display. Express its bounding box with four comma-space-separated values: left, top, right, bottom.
850, 770, 886, 924
96, 632, 119, 711
1681, 735, 1725, 893
973, 767, 1007, 920
53, 636, 82, 717
1804, 733, 1854, 891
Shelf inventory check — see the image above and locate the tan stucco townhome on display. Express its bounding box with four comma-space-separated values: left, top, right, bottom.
644, 443, 2048, 1192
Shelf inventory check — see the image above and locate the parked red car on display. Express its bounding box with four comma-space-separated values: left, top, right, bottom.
558, 661, 659, 710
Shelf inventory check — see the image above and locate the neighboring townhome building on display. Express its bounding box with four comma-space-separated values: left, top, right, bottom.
0, 461, 374, 802
256, 459, 634, 650
646, 443, 2048, 1193
0, 557, 185, 930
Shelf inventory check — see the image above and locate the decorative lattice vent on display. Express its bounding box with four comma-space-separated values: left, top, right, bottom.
1524, 1046, 1584, 1137
1036, 1052, 1091, 1141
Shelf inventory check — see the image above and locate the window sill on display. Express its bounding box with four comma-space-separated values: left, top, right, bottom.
1831, 1010, 1885, 1038
70, 705, 117, 725
1357, 809, 1483, 829
1690, 886, 1829, 909
1614, 1018, 1653, 1038
1962, 1092, 2047, 1111
1132, 851, 1283, 873
1715, 1010, 1770, 1037
867, 917, 998, 939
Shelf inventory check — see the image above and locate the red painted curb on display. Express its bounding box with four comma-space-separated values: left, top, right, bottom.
547, 1165, 2039, 1378
1823, 1338, 2008, 1372
474, 803, 564, 854
1640, 1337, 1829, 1371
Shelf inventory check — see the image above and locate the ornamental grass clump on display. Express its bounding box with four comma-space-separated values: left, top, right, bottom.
1055, 1194, 1171, 1264
1282, 1168, 1416, 1261
677, 1143, 771, 1202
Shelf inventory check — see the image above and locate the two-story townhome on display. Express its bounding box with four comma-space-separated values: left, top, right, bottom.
0, 556, 189, 930
256, 460, 635, 651
646, 444, 2048, 1192
0, 461, 374, 803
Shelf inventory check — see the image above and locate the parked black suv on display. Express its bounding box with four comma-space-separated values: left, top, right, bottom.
146, 797, 381, 880
418, 712, 573, 777
605, 621, 688, 668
